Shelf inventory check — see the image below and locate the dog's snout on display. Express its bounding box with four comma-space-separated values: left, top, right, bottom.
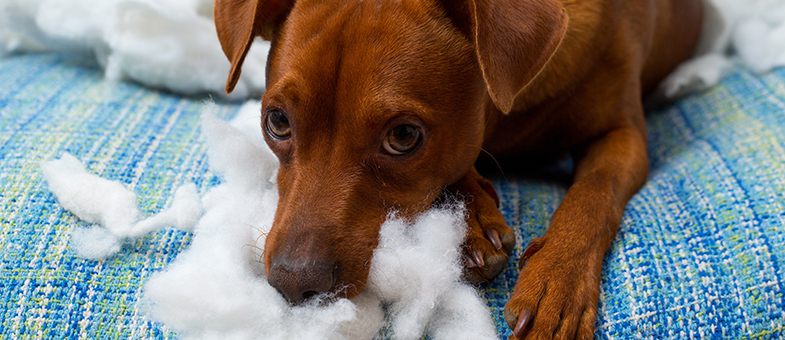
268, 258, 335, 304
268, 253, 336, 305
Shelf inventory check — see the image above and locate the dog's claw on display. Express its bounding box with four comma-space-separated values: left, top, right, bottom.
464, 253, 478, 268
513, 309, 531, 339
518, 237, 545, 270
473, 249, 485, 268
486, 229, 503, 250
448, 168, 514, 284
503, 306, 518, 334
464, 248, 488, 269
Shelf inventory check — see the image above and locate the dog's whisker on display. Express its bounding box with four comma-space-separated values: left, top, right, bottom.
246, 224, 269, 262
364, 275, 386, 301
242, 243, 265, 253
247, 224, 269, 239
373, 246, 403, 271
241, 238, 267, 267
241, 244, 266, 261
253, 231, 267, 246
467, 144, 507, 181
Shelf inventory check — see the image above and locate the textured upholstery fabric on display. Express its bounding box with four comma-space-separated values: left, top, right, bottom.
1, 53, 783, 339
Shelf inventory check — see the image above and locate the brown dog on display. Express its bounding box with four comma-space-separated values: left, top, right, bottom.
213, 0, 702, 338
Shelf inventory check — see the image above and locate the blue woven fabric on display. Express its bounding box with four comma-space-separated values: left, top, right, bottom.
1, 53, 783, 339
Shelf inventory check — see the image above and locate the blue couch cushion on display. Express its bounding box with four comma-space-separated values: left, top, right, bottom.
0, 53, 783, 338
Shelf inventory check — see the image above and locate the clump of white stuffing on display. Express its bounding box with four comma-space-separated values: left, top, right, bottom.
660, 0, 785, 97
42, 154, 203, 260
0, 0, 268, 99
42, 101, 498, 340
368, 209, 498, 340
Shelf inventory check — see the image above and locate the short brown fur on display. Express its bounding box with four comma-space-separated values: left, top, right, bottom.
214, 0, 702, 338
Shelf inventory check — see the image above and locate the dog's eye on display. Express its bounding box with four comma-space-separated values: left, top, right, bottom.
266, 109, 291, 139
383, 124, 421, 155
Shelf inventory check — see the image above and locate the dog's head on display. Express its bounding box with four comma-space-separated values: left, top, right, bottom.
214, 0, 567, 304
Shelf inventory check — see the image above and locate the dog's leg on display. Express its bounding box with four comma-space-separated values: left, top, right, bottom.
504, 125, 649, 339
443, 167, 516, 283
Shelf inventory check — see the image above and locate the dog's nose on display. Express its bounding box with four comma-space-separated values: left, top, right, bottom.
268, 255, 336, 304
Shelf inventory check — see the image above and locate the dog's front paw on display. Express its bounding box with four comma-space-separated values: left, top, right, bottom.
443, 168, 515, 284
504, 237, 603, 340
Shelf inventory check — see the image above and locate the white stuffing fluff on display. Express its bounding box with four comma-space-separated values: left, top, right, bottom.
42, 101, 497, 340
367, 210, 497, 340
41, 155, 204, 260
660, 0, 785, 97
42, 153, 141, 235
0, 0, 268, 99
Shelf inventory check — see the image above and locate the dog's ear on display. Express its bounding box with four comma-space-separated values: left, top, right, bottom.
214, 0, 295, 93
442, 0, 569, 113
